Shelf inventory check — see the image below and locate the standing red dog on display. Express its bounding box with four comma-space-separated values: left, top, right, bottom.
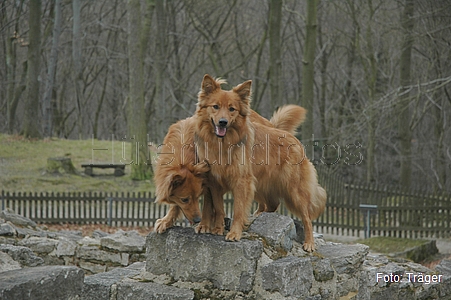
154, 74, 326, 252
194, 75, 326, 251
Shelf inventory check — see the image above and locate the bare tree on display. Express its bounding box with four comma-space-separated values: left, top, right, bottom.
4, 1, 27, 134
42, 0, 62, 137
72, 0, 83, 139
397, 0, 414, 189
21, 0, 42, 138
301, 0, 317, 143
127, 0, 153, 179
268, 0, 282, 112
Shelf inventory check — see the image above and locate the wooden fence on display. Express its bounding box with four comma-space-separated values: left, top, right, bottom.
1, 168, 450, 238
0, 191, 255, 228
312, 165, 451, 238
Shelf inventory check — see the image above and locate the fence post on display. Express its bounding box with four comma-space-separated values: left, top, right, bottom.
359, 204, 378, 238
107, 197, 113, 226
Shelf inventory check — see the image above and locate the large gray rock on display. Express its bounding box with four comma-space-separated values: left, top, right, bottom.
54, 236, 78, 257
436, 259, 451, 276
77, 245, 124, 265
261, 256, 313, 298
82, 266, 141, 300
116, 281, 194, 300
0, 209, 37, 228
317, 243, 369, 297
317, 243, 369, 275
0, 223, 16, 236
18, 236, 58, 254
146, 227, 263, 292
0, 244, 44, 266
0, 251, 21, 272
0, 265, 84, 300
248, 212, 296, 251
14, 226, 47, 238
100, 230, 145, 252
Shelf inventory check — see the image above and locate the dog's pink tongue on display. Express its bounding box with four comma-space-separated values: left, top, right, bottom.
215, 126, 227, 137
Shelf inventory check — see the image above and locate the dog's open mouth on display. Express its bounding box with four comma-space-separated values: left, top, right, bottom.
215, 126, 227, 137
212, 119, 227, 137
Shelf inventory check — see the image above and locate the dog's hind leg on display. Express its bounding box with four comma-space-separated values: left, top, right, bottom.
284, 189, 316, 252
253, 193, 266, 216
253, 193, 280, 216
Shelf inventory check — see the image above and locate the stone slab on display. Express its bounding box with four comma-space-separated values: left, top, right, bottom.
146, 227, 263, 292
117, 281, 194, 300
0, 265, 84, 300
100, 230, 145, 253
0, 244, 44, 266
261, 256, 313, 298
82, 267, 141, 300
248, 212, 296, 251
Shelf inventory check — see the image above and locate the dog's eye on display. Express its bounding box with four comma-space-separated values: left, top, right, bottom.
229, 107, 235, 112
181, 197, 189, 203
213, 105, 219, 110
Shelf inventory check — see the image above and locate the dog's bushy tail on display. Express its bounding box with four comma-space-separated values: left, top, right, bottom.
270, 105, 306, 135
310, 184, 327, 220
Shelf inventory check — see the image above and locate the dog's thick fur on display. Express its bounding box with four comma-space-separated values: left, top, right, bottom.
193, 75, 256, 241
153, 117, 210, 233
154, 74, 325, 251
194, 75, 326, 251
153, 102, 305, 234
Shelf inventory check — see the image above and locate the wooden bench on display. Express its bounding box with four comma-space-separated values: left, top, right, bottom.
81, 163, 126, 177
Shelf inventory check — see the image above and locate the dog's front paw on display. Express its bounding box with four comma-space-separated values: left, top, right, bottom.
225, 230, 242, 241
211, 226, 224, 235
154, 218, 172, 234
195, 223, 211, 234
302, 241, 315, 253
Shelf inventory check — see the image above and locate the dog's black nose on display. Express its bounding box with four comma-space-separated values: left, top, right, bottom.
218, 118, 228, 127
193, 216, 201, 224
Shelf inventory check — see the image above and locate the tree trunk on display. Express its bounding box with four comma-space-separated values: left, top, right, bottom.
398, 0, 414, 189
268, 0, 282, 112
21, 0, 42, 138
365, 15, 377, 184
302, 0, 318, 144
5, 1, 26, 135
43, 0, 62, 138
127, 0, 153, 180
72, 0, 83, 139
154, 0, 166, 141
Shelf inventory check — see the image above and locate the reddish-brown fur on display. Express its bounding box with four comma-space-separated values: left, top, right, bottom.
194, 75, 326, 251
153, 75, 325, 251
153, 117, 210, 233
193, 75, 256, 241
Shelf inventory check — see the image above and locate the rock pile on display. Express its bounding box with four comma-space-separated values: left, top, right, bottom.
0, 208, 146, 274
1, 209, 451, 299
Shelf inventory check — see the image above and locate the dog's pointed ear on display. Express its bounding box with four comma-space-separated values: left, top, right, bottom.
193, 160, 210, 177
201, 74, 220, 95
233, 80, 252, 101
234, 80, 252, 116
155, 173, 184, 204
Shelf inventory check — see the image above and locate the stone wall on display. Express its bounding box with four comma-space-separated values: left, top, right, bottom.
0, 208, 146, 275
1, 209, 451, 299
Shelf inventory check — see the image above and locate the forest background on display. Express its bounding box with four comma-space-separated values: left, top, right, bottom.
1, 0, 450, 191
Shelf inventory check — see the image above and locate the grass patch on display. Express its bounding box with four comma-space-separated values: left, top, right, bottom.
356, 236, 429, 254
0, 134, 155, 193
